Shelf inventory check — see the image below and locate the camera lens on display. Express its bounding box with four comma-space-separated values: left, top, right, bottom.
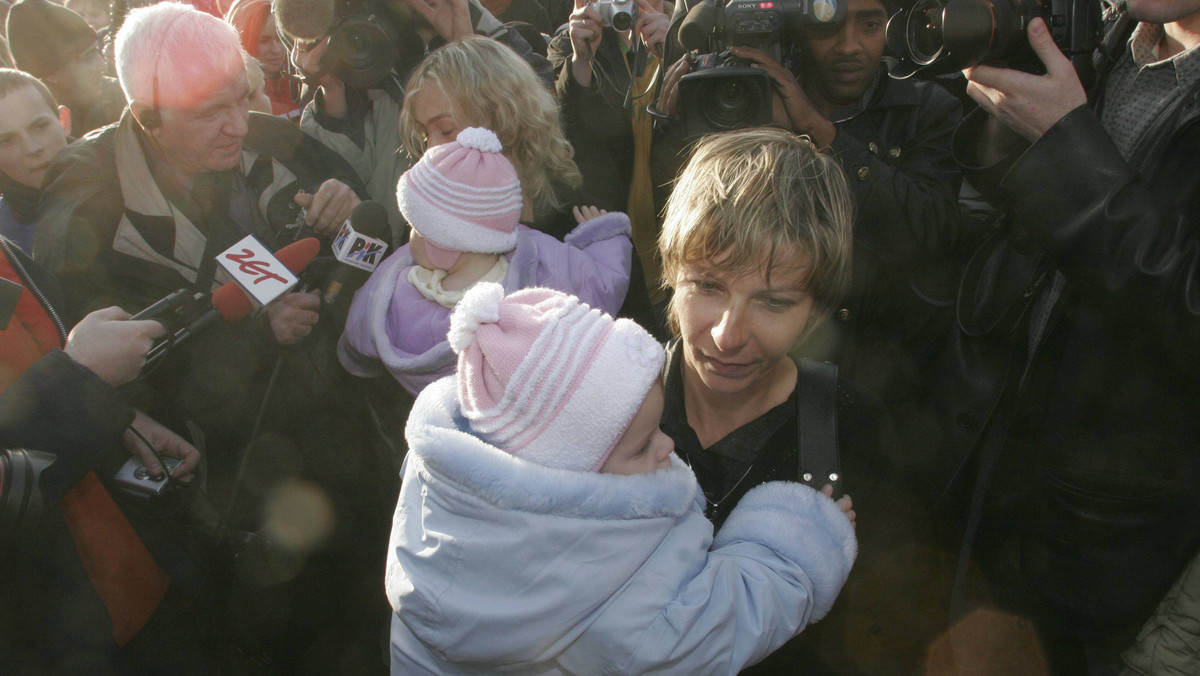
613, 11, 634, 31
700, 78, 759, 130
0, 449, 55, 538
906, 0, 946, 65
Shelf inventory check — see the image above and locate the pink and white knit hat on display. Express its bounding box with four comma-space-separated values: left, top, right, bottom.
396, 127, 523, 269
448, 283, 665, 472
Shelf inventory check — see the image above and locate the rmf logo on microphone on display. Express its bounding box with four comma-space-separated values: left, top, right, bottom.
333, 220, 388, 272
217, 235, 299, 307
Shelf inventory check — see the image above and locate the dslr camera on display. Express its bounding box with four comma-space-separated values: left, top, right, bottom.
593, 0, 638, 31
278, 0, 409, 98
675, 0, 846, 138
885, 0, 1102, 78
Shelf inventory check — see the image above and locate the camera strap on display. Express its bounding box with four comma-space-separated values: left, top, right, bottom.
796, 358, 841, 498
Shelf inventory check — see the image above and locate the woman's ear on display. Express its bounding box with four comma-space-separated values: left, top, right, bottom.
57, 105, 71, 138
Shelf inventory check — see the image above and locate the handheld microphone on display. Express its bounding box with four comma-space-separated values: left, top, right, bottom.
679, 0, 719, 52
324, 201, 390, 306
138, 238, 322, 371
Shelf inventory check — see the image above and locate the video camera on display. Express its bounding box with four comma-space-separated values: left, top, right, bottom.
674, 0, 846, 138
885, 0, 1102, 78
277, 0, 410, 99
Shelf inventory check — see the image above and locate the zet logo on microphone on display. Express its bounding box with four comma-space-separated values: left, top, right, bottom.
217, 235, 299, 307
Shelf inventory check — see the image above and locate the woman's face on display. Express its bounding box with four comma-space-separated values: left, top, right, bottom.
411, 84, 464, 149
257, 15, 287, 77
673, 248, 816, 398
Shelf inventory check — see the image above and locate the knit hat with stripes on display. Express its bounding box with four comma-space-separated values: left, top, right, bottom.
448, 283, 665, 472
396, 127, 523, 269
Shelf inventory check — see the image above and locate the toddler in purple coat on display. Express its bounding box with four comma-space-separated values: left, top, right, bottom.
338, 127, 633, 395
338, 127, 633, 393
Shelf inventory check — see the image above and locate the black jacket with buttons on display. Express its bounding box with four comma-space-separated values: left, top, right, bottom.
802, 66, 964, 431
927, 10, 1200, 643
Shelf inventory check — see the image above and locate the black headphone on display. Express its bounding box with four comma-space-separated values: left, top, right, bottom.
135, 11, 187, 131
137, 71, 162, 129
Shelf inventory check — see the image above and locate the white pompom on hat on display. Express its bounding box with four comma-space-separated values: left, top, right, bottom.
449, 283, 665, 472
397, 127, 524, 264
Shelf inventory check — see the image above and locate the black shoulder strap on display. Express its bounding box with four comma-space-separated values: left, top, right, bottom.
797, 358, 842, 498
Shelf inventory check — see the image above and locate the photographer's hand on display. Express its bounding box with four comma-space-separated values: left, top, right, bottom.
569, 0, 605, 87
963, 18, 1087, 142
292, 37, 348, 118
730, 46, 835, 147
656, 52, 692, 118
407, 0, 474, 43
64, 306, 167, 387
634, 0, 669, 59
125, 410, 200, 483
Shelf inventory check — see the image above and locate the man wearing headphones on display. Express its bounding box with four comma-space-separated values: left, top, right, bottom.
32, 5, 396, 668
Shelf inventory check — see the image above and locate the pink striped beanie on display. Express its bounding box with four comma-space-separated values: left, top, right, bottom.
396, 127, 523, 268
448, 283, 665, 472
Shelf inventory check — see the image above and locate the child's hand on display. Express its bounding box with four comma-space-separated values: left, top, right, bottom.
573, 205, 608, 224
822, 484, 856, 529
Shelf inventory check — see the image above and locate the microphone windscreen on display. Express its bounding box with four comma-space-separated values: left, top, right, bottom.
275, 237, 321, 274
349, 201, 390, 242
211, 283, 254, 323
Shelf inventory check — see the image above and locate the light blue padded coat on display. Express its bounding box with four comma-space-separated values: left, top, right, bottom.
387, 377, 858, 675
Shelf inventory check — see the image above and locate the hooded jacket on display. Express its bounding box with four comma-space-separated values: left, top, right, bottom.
386, 376, 857, 675
338, 212, 633, 395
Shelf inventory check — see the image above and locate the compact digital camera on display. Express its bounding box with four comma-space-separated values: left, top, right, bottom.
113, 456, 182, 499
593, 0, 639, 31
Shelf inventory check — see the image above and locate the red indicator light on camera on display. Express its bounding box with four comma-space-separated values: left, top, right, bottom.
759, 2, 774, 7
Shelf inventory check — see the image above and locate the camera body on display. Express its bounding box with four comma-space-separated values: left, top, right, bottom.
885, 0, 1102, 78
593, 0, 639, 31
676, 0, 845, 137
113, 456, 182, 499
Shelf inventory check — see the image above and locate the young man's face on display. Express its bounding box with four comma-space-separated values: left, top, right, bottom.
799, 0, 889, 110
0, 86, 70, 189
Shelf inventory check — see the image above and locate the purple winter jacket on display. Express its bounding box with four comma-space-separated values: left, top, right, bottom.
338, 212, 633, 395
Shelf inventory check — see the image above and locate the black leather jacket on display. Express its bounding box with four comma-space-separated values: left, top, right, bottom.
933, 10, 1200, 639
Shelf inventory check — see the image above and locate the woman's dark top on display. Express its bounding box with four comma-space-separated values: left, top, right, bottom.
662, 339, 951, 674
660, 339, 894, 528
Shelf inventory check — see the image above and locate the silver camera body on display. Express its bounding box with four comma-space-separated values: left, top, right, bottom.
113, 456, 182, 498
593, 0, 638, 31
